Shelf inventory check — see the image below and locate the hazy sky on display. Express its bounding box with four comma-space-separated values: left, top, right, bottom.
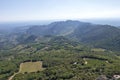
0, 0, 120, 22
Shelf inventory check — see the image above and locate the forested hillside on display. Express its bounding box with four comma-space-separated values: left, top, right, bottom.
0, 20, 120, 80
24, 20, 120, 51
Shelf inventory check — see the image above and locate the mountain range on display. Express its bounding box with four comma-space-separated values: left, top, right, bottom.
24, 20, 120, 51
1, 20, 120, 51
0, 20, 120, 80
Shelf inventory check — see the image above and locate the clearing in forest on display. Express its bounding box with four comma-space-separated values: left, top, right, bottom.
19, 61, 44, 73
91, 48, 105, 52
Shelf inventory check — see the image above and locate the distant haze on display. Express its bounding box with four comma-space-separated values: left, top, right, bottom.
0, 20, 52, 30
0, 19, 120, 30
81, 19, 120, 27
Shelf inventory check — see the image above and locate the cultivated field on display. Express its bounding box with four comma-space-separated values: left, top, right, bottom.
91, 48, 105, 52
19, 61, 44, 73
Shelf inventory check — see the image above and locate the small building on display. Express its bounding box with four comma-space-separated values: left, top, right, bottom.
113, 75, 120, 80
73, 62, 77, 64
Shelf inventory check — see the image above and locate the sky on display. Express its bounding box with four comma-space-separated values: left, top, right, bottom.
0, 0, 120, 22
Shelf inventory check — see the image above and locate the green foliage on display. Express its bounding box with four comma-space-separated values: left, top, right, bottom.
0, 33, 120, 80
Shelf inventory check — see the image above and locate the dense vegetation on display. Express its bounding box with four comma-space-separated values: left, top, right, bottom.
0, 20, 120, 80
0, 36, 119, 80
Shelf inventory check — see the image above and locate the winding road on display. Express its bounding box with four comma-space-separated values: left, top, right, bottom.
8, 72, 19, 80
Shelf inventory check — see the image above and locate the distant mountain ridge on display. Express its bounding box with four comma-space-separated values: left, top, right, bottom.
1, 20, 119, 51
25, 20, 120, 51
26, 20, 82, 36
